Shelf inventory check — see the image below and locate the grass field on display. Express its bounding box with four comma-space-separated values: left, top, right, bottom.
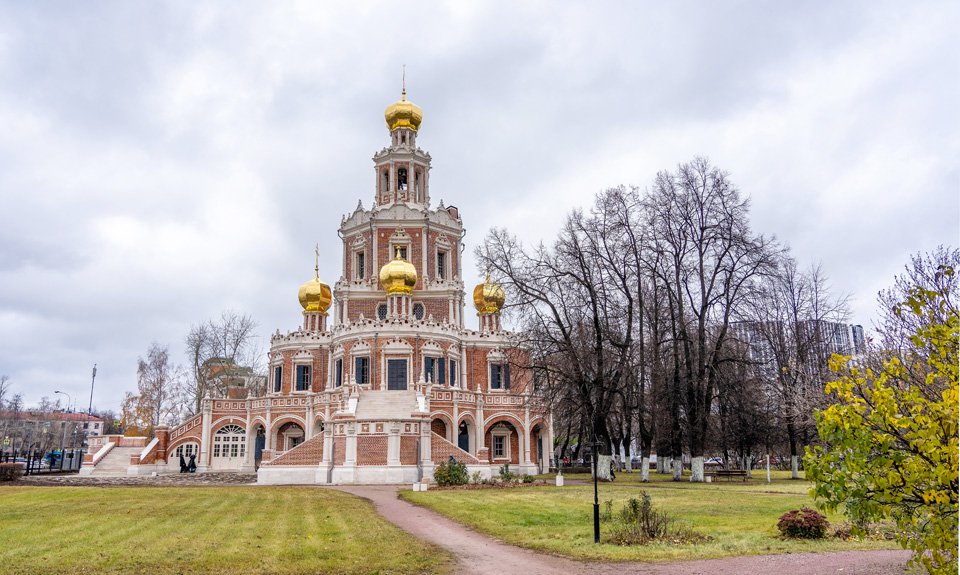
0, 486, 451, 575
401, 469, 900, 562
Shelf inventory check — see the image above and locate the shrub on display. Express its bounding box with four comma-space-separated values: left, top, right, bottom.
521, 474, 534, 483
608, 491, 710, 546
498, 463, 515, 482
0, 462, 24, 481
470, 470, 483, 484
777, 507, 830, 539
434, 461, 468, 486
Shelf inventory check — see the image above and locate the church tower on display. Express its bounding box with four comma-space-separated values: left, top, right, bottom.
334, 88, 466, 327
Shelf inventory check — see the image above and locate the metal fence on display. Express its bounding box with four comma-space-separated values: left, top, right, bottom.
0, 449, 86, 475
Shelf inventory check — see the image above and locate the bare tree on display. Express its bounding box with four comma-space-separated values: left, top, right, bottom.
128, 343, 187, 435
185, 311, 263, 414
643, 157, 777, 481
741, 257, 849, 478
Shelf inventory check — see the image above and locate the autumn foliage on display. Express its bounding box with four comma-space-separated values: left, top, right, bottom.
805, 264, 958, 575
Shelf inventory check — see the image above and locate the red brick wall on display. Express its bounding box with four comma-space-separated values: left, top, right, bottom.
400, 436, 418, 465
333, 437, 346, 465
431, 419, 446, 438
357, 435, 388, 466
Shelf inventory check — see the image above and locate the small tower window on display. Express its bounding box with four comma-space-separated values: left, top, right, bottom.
273, 365, 282, 393
413, 303, 425, 320
335, 359, 343, 388
436, 251, 447, 280
397, 168, 407, 191
381, 170, 389, 194
356, 252, 366, 280
377, 303, 388, 320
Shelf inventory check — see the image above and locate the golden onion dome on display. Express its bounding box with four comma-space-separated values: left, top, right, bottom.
384, 89, 423, 132
379, 247, 418, 295
473, 274, 505, 314
299, 251, 332, 313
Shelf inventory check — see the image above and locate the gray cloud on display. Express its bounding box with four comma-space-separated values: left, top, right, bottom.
0, 1, 956, 412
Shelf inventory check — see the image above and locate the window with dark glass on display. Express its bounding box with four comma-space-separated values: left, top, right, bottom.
438, 358, 446, 385
273, 365, 282, 393
413, 303, 424, 320
356, 252, 365, 279
296, 365, 310, 391
490, 363, 510, 390
424, 356, 435, 383
354, 356, 369, 385
436, 251, 446, 279
377, 303, 388, 320
335, 359, 343, 387
387, 359, 407, 390
449, 360, 457, 387
490, 364, 502, 389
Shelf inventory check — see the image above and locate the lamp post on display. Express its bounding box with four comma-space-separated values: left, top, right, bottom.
85, 364, 96, 447
55, 390, 72, 458
591, 438, 602, 544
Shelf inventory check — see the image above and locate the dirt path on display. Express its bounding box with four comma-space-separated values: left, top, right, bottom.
333, 485, 912, 575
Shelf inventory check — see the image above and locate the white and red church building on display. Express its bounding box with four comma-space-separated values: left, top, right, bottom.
84, 91, 552, 484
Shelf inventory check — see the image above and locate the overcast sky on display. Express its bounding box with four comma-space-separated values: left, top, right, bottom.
0, 2, 956, 413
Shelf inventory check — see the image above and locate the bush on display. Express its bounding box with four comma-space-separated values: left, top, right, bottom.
434, 461, 468, 486
470, 470, 483, 484
608, 491, 710, 546
521, 474, 534, 483
0, 462, 24, 481
777, 507, 830, 539
498, 463, 515, 482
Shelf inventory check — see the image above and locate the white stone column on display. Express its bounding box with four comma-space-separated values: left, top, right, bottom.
197, 398, 213, 472
523, 406, 532, 466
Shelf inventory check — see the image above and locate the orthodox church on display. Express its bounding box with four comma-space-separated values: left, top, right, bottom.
91, 90, 552, 484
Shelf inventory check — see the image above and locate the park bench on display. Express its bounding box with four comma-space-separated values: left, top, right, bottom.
708, 469, 748, 482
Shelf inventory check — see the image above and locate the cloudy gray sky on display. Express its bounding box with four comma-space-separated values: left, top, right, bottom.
1, 2, 956, 413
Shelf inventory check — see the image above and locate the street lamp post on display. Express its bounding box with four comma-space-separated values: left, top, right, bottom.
592, 438, 601, 544
54, 390, 72, 462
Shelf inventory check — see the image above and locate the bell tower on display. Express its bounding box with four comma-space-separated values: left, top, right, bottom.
375, 81, 431, 207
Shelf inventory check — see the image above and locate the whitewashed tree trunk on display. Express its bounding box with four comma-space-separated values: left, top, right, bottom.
593, 454, 612, 481
690, 455, 705, 482
657, 456, 668, 474
640, 456, 650, 482
791, 455, 800, 479
745, 455, 753, 478
672, 458, 682, 481
624, 457, 632, 472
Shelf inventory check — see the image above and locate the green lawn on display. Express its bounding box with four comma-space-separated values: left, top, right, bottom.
401, 470, 899, 561
0, 486, 451, 575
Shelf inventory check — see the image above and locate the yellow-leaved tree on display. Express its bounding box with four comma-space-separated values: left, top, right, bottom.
805, 263, 958, 575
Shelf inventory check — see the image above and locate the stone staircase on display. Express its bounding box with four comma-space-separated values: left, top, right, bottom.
266, 434, 325, 466
354, 390, 419, 420
90, 446, 141, 476
431, 432, 481, 464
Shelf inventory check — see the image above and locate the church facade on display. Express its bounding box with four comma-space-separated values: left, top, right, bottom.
112, 91, 551, 484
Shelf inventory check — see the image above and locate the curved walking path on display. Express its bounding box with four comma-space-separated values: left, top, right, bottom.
334, 485, 911, 575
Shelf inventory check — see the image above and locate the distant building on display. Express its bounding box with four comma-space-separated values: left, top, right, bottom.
1, 410, 104, 452
730, 320, 866, 379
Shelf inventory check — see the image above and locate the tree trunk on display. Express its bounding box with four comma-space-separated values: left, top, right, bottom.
690, 455, 705, 482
